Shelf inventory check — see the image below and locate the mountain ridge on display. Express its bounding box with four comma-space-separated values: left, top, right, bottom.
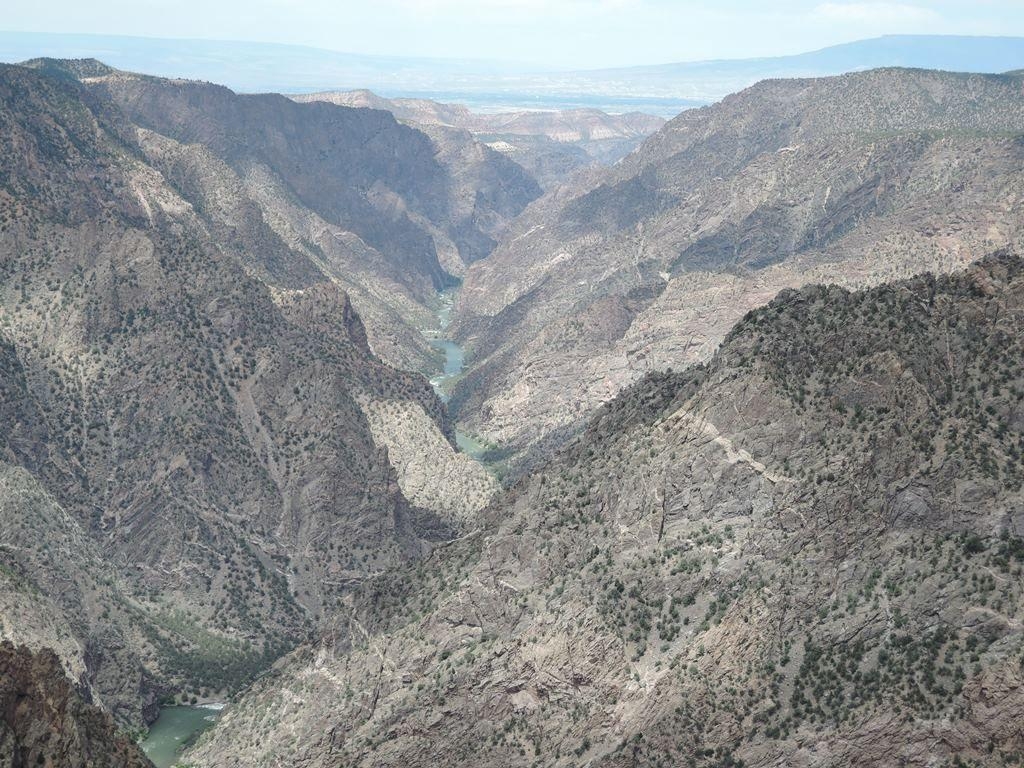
0, 59, 503, 726
187, 250, 1024, 767
450, 65, 1024, 472
3, 33, 1023, 113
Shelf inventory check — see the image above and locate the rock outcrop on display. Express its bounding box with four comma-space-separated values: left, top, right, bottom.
362, 398, 499, 527
0, 642, 153, 768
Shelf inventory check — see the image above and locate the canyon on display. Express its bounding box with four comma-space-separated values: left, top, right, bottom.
0, 50, 1022, 768
292, 90, 666, 188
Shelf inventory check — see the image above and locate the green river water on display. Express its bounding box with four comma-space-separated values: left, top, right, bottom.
141, 705, 222, 767
427, 290, 488, 460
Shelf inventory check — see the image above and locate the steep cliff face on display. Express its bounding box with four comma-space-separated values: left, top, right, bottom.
0, 642, 153, 768
410, 122, 542, 270
0, 61, 485, 724
451, 68, 1024, 471
188, 252, 1024, 768
80, 66, 540, 278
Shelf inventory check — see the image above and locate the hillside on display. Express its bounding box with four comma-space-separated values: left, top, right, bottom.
452, 67, 1024, 471
0, 60, 498, 724
36, 58, 541, 374
189, 251, 1024, 767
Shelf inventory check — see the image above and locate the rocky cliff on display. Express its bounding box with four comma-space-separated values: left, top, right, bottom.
451, 68, 1024, 472
0, 642, 153, 768
24, 58, 541, 374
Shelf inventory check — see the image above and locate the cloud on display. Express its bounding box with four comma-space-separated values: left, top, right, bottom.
812, 1, 941, 24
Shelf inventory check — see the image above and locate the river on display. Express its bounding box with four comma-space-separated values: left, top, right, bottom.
426, 289, 488, 460
140, 705, 222, 767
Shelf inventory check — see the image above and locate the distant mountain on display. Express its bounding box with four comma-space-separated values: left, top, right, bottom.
0, 31, 687, 114
573, 34, 1024, 101
450, 67, 1024, 470
4, 32, 1022, 117
0, 31, 534, 90
294, 89, 666, 188
295, 90, 663, 143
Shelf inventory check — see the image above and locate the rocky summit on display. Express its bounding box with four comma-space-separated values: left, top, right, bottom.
0, 35, 1023, 768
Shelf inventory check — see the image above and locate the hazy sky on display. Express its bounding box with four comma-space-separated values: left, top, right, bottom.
6, 0, 1024, 68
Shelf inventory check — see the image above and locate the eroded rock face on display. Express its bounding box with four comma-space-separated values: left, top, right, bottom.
451, 68, 1024, 472
0, 642, 153, 768
187, 253, 1024, 768
72, 65, 540, 374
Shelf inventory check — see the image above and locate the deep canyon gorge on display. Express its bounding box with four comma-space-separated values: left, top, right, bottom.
0, 33, 1023, 768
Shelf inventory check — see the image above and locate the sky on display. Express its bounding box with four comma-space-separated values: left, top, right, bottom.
5, 0, 1024, 69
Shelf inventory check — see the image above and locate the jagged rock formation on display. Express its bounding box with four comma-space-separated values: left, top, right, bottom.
0, 60, 491, 725
294, 89, 665, 188
188, 252, 1024, 768
0, 642, 153, 767
451, 68, 1024, 472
